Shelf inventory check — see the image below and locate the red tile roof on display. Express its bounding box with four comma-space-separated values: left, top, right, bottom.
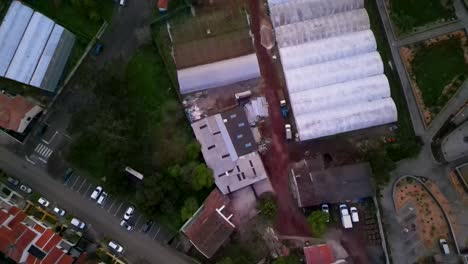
8, 206, 20, 215
57, 253, 74, 264
41, 247, 63, 264
7, 210, 26, 229
182, 189, 234, 258
43, 234, 61, 253
0, 226, 15, 253
35, 229, 54, 249
304, 244, 335, 264
26, 253, 37, 264
158, 0, 168, 10
0, 209, 10, 225
0, 94, 38, 133
10, 228, 38, 262
33, 224, 46, 233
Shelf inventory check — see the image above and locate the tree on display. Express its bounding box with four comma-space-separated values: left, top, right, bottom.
180, 197, 199, 221
258, 193, 277, 222
191, 164, 213, 190
366, 148, 396, 186
216, 257, 234, 264
186, 141, 201, 161
307, 211, 328, 237
273, 254, 300, 264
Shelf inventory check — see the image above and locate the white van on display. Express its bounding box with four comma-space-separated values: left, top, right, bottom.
339, 204, 353, 229
439, 239, 450, 255
90, 186, 103, 200
108, 240, 124, 253
97, 192, 108, 206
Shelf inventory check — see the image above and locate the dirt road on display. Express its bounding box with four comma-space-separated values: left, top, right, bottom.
248, 0, 310, 236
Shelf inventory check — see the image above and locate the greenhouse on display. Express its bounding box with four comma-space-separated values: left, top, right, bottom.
279, 30, 376, 70
269, 0, 363, 27
275, 9, 370, 48
177, 54, 260, 94
295, 98, 398, 140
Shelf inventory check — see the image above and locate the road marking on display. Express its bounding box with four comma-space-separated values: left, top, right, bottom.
153, 227, 161, 239
114, 203, 123, 216
71, 175, 81, 189
84, 183, 92, 195
77, 178, 87, 192
25, 155, 36, 165
42, 131, 58, 144
134, 216, 142, 228
107, 199, 116, 212
38, 157, 48, 164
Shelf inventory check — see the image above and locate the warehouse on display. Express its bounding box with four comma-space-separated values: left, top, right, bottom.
0, 1, 75, 92
268, 0, 397, 141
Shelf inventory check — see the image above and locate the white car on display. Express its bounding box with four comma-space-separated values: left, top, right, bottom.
90, 186, 103, 200
321, 204, 330, 222
120, 220, 133, 231
439, 239, 450, 255
20, 184, 32, 194
108, 240, 124, 253
339, 204, 353, 229
350, 207, 359, 223
123, 206, 134, 220
38, 197, 50, 207
97, 192, 108, 206
119, 0, 127, 6
70, 218, 86, 230
53, 207, 66, 216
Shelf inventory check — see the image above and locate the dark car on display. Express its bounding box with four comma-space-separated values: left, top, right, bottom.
63, 168, 74, 182
93, 43, 104, 56
7, 177, 19, 186
142, 220, 153, 233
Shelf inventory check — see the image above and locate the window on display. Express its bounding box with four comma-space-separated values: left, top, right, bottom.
237, 174, 242, 181
249, 160, 253, 167
252, 168, 257, 175
222, 154, 230, 159
241, 172, 246, 179
199, 124, 207, 129
213, 131, 221, 135
208, 145, 215, 150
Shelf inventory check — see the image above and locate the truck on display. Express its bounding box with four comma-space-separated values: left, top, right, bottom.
280, 100, 288, 118
285, 124, 292, 140
339, 204, 353, 229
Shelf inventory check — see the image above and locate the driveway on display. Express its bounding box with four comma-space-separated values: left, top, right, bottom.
0, 146, 192, 263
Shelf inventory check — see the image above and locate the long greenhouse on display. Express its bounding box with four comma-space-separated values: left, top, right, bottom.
269, 0, 397, 141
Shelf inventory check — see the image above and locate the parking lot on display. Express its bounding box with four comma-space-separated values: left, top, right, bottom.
63, 172, 175, 244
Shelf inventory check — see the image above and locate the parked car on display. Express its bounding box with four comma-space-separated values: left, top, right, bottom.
120, 220, 133, 231
285, 124, 292, 140
97, 192, 108, 206
70, 218, 86, 230
439, 239, 450, 255
38, 197, 50, 207
90, 186, 103, 200
63, 168, 74, 182
350, 207, 359, 223
53, 207, 66, 216
19, 184, 32, 194
108, 240, 124, 253
321, 204, 330, 222
7, 177, 19, 186
123, 206, 134, 220
339, 204, 352, 229
93, 43, 104, 56
142, 220, 153, 233
119, 0, 127, 6
280, 100, 288, 118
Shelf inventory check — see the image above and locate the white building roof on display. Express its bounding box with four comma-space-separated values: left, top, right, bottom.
0, 1, 75, 92
177, 54, 260, 94
269, 0, 363, 27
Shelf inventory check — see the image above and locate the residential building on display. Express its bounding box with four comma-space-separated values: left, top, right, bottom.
0, 205, 76, 263
0, 94, 42, 133
181, 189, 235, 259
191, 106, 267, 194
290, 157, 375, 207
303, 244, 337, 264
0, 1, 75, 92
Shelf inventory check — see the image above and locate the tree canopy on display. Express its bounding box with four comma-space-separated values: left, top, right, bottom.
307, 211, 328, 237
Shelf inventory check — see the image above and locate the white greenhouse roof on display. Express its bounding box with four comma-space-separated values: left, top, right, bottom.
177, 54, 260, 94
295, 98, 397, 140
0, 1, 75, 92
284, 52, 383, 93
270, 0, 397, 140
279, 30, 376, 70
275, 8, 370, 48
270, 0, 364, 27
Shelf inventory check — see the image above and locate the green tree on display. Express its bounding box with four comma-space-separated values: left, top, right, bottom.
186, 141, 201, 161
216, 257, 234, 264
191, 164, 213, 190
366, 148, 396, 186
273, 254, 300, 264
258, 193, 277, 222
307, 211, 328, 237
180, 197, 199, 221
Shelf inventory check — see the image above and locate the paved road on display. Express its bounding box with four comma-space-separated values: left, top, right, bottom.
0, 146, 192, 264
395, 21, 463, 46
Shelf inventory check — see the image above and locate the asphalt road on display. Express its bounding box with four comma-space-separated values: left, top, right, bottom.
0, 146, 192, 264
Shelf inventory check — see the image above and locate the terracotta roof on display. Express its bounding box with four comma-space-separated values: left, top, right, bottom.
8, 206, 21, 215
0, 226, 15, 253
10, 228, 38, 262
0, 209, 10, 225
26, 254, 37, 264
41, 247, 63, 264
42, 234, 61, 252
57, 253, 74, 264
7, 210, 26, 229
182, 189, 235, 258
35, 229, 54, 249
158, 0, 168, 10
304, 244, 335, 264
0, 94, 40, 133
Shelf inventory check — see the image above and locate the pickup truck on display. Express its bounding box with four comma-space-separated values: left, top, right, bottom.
340, 204, 353, 229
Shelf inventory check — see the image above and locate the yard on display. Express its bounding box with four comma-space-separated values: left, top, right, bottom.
401, 32, 468, 125
388, 0, 455, 35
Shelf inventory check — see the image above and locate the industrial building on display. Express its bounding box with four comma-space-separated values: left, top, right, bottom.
268, 0, 398, 140
0, 1, 75, 92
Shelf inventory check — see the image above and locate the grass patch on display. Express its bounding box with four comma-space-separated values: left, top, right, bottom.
389, 0, 455, 35
411, 36, 468, 114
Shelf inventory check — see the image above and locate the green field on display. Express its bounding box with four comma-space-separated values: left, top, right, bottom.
389, 0, 454, 35
411, 37, 467, 114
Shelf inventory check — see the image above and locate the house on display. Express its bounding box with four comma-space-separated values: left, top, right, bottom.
304, 244, 336, 264
0, 94, 42, 133
191, 106, 267, 194
0, 205, 76, 263
181, 188, 235, 259
290, 157, 375, 207
0, 1, 75, 92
